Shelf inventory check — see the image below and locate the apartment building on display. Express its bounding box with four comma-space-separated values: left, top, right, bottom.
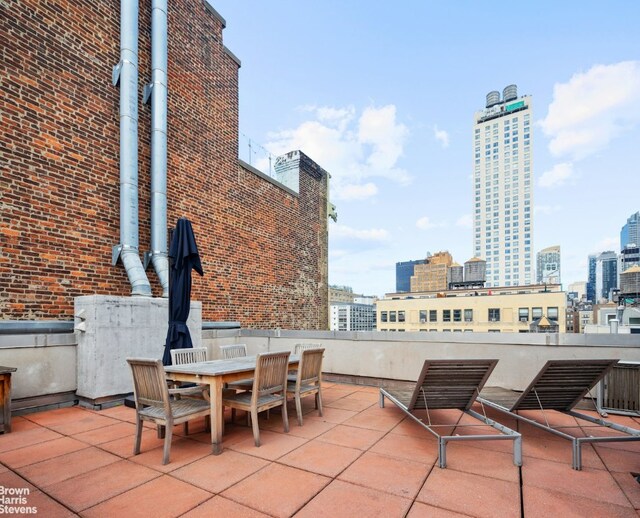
473, 84, 534, 288
377, 284, 565, 333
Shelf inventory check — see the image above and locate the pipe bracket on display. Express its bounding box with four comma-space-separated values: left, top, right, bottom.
112, 61, 122, 87
143, 83, 153, 104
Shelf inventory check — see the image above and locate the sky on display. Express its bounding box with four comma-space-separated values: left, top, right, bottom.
208, 1, 640, 298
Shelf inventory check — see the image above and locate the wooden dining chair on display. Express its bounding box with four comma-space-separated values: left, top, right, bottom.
294, 343, 322, 355
222, 351, 291, 446
169, 347, 210, 412
219, 344, 247, 359
286, 348, 324, 426
127, 358, 210, 465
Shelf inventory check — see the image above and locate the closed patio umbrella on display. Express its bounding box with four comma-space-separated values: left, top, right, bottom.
162, 217, 203, 365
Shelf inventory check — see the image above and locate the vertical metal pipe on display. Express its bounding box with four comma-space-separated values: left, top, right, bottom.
118, 0, 152, 296
149, 0, 170, 297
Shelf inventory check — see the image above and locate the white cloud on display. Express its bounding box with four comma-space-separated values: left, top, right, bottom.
538, 162, 574, 188
338, 183, 378, 201
539, 61, 640, 160
456, 214, 472, 228
594, 236, 619, 252
330, 223, 390, 241
416, 216, 446, 230
433, 124, 450, 148
534, 204, 563, 215
264, 104, 411, 201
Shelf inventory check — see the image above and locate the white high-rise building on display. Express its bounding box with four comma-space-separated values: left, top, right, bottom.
473, 84, 534, 288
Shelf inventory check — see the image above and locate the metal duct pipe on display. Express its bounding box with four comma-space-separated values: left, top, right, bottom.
112, 0, 152, 296
144, 0, 169, 297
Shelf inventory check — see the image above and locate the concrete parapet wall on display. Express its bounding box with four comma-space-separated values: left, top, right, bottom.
235, 329, 640, 391
0, 333, 76, 400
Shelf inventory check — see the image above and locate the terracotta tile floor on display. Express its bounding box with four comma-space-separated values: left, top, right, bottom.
1, 382, 639, 517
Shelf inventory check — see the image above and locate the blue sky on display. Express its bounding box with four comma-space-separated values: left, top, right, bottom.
209, 1, 640, 297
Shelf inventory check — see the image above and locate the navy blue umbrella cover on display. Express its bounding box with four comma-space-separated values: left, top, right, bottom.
162, 218, 204, 365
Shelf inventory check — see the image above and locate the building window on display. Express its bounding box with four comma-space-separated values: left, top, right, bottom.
464, 309, 473, 322
398, 311, 405, 323
443, 310, 451, 322
390, 311, 397, 323
453, 309, 462, 322
519, 308, 529, 322
419, 310, 427, 323
380, 311, 388, 323
547, 307, 559, 320
532, 307, 542, 319
488, 308, 500, 322
429, 310, 437, 322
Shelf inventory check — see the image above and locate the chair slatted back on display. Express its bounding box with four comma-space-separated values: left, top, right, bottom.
127, 358, 171, 413
294, 343, 322, 355
170, 347, 207, 365
409, 359, 498, 411
298, 348, 324, 386
511, 359, 618, 411
220, 344, 247, 359
253, 351, 290, 398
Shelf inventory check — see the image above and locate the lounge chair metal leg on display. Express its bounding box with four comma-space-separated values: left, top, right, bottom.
317, 390, 323, 417
438, 438, 447, 468
573, 440, 582, 470
514, 436, 522, 467
379, 391, 385, 408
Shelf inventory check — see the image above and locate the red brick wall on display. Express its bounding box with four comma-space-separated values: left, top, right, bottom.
1, 0, 328, 329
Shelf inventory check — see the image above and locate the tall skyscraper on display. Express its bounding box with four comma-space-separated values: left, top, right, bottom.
621, 211, 640, 249
536, 245, 561, 285
395, 259, 427, 292
595, 251, 618, 302
473, 84, 534, 288
587, 254, 597, 302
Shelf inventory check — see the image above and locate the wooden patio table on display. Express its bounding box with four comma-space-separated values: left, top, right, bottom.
165, 354, 298, 454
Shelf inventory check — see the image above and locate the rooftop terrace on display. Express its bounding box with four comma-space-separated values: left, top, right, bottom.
1, 381, 639, 517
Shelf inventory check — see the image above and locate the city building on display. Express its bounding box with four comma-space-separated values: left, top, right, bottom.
536, 245, 561, 285
568, 281, 587, 300
587, 254, 597, 302
473, 84, 534, 288
621, 244, 640, 272
621, 211, 640, 250
410, 251, 453, 292
329, 285, 355, 304
395, 259, 427, 292
330, 303, 376, 331
377, 284, 565, 333
595, 251, 619, 302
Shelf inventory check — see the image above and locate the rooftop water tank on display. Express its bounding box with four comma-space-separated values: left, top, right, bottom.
503, 84, 518, 102
486, 90, 500, 108
620, 265, 640, 296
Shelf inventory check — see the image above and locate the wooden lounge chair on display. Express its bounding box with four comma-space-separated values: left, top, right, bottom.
379, 359, 522, 468
222, 351, 291, 446
286, 348, 324, 426
127, 358, 210, 465
478, 359, 640, 470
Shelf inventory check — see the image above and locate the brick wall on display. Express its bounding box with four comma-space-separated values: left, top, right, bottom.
1, 0, 328, 329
